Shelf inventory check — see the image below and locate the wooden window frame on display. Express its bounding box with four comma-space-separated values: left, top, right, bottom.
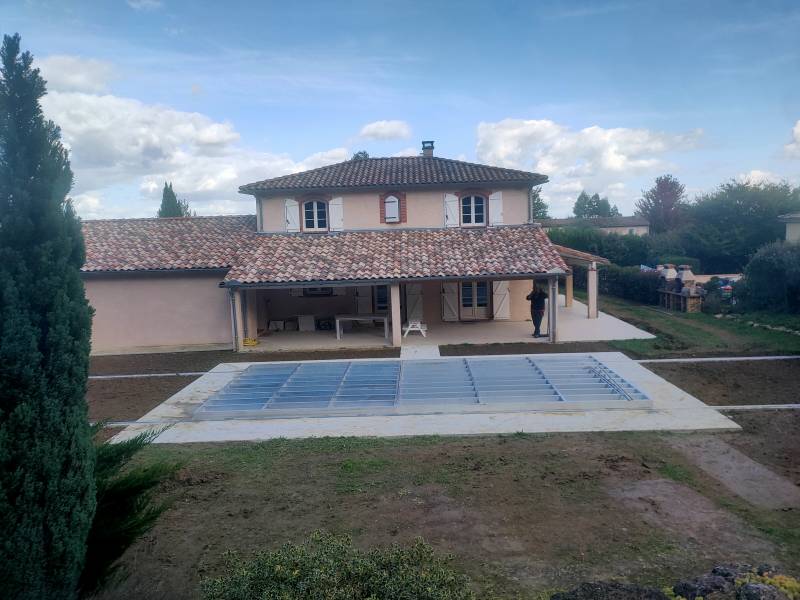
301, 199, 329, 232
458, 191, 490, 227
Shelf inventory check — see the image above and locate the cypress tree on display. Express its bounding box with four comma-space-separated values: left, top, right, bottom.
157, 181, 193, 217
0, 33, 95, 599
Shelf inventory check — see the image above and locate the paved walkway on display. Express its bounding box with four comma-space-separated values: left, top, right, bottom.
111, 352, 738, 444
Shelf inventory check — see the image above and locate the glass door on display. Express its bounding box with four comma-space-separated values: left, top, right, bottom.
459, 281, 490, 320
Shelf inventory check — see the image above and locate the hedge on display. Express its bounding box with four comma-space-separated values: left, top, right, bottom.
735, 241, 800, 313
572, 264, 661, 305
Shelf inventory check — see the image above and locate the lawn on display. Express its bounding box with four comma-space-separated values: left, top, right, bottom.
588, 293, 800, 359
95, 423, 800, 600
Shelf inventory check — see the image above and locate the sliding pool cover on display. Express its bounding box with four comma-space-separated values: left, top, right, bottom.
194, 355, 651, 419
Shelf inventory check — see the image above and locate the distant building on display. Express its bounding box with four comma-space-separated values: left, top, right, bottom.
779, 211, 800, 242
539, 216, 650, 236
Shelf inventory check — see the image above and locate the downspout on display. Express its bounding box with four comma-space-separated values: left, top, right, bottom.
228, 288, 239, 351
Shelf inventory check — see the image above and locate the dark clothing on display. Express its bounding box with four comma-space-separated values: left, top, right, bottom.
526, 289, 547, 311
526, 289, 547, 336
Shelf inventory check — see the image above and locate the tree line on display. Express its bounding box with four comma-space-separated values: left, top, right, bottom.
547, 175, 800, 274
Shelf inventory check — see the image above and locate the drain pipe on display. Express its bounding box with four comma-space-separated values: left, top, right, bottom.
228, 288, 239, 351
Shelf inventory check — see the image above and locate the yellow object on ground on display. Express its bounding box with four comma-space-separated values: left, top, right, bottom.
242, 337, 259, 346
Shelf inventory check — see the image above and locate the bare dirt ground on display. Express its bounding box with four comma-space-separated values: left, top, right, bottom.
87, 376, 200, 422
95, 430, 800, 600
646, 360, 800, 406
90, 347, 400, 376
721, 410, 800, 485
440, 341, 615, 356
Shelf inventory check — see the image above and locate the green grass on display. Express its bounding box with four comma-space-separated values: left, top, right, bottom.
657, 462, 694, 484
572, 290, 800, 358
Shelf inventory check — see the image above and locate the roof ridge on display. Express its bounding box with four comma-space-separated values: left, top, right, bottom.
83, 214, 255, 223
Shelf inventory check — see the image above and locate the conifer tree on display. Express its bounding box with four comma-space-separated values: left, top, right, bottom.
157, 181, 193, 217
0, 33, 95, 599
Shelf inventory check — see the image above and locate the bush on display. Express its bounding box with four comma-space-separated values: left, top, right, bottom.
655, 255, 702, 273
736, 241, 800, 313
547, 227, 649, 266
79, 427, 178, 597
201, 530, 475, 600
573, 264, 661, 304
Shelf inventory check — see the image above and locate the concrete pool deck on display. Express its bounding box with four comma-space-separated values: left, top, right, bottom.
111, 352, 739, 443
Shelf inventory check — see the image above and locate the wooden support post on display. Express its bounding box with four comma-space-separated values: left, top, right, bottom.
565, 273, 574, 307
390, 283, 402, 347
587, 262, 599, 319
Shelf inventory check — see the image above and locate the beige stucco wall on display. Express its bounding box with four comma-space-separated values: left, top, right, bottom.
786, 222, 800, 242
257, 186, 531, 232
84, 273, 232, 354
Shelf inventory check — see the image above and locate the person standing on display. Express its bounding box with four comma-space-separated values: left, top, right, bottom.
526, 285, 547, 337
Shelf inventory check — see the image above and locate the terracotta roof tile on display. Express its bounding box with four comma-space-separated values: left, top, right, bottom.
239, 156, 547, 194
82, 216, 568, 283
225, 225, 568, 284
82, 215, 257, 272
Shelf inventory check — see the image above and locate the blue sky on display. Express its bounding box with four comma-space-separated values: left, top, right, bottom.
5, 0, 800, 218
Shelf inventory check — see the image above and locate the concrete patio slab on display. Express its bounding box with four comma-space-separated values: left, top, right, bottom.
112, 352, 738, 444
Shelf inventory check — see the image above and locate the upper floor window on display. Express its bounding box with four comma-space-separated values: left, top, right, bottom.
384, 195, 400, 223
461, 195, 486, 226
303, 200, 327, 231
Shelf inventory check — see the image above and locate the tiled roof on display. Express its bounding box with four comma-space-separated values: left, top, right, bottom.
225, 225, 568, 284
81, 216, 568, 282
552, 244, 611, 266
540, 216, 649, 228
239, 156, 547, 194
82, 215, 257, 272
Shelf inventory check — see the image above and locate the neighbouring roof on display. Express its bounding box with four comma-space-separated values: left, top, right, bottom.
779, 211, 800, 222
81, 216, 569, 283
239, 156, 548, 194
540, 216, 649, 228
552, 244, 611, 266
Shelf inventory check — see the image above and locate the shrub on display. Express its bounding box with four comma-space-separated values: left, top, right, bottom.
79, 427, 178, 597
736, 241, 800, 313
573, 264, 661, 304
547, 227, 649, 266
201, 530, 475, 600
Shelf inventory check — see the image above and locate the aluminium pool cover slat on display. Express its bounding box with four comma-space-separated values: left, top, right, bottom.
194, 355, 651, 419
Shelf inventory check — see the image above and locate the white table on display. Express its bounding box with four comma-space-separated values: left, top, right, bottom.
334, 314, 389, 340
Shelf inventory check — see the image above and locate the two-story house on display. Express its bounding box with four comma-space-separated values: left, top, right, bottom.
82, 142, 605, 354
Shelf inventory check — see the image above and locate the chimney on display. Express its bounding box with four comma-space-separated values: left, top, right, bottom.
421, 140, 434, 157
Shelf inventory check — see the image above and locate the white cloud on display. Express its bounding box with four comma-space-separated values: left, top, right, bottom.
476, 118, 702, 215
392, 147, 419, 157
358, 119, 411, 140
42, 90, 348, 217
127, 0, 162, 10
785, 120, 800, 157
38, 55, 116, 93
736, 169, 781, 184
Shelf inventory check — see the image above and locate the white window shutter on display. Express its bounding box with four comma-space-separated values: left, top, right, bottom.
405, 283, 424, 321
489, 191, 503, 226
441, 282, 459, 321
384, 195, 400, 222
444, 193, 459, 227
492, 281, 510, 320
329, 196, 344, 231
285, 198, 299, 232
